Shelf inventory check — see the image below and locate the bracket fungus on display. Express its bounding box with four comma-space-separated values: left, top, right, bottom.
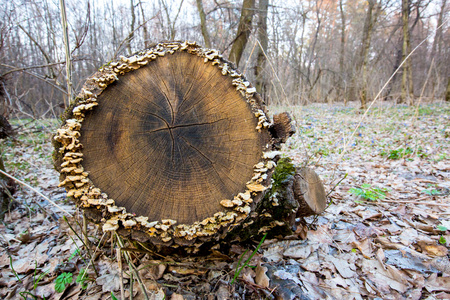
53, 41, 326, 253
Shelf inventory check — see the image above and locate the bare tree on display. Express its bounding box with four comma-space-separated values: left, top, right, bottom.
138, 0, 150, 48
127, 0, 136, 55
159, 0, 185, 40
196, 0, 211, 48
229, 0, 255, 67
255, 0, 269, 99
401, 0, 414, 104
338, 0, 346, 101
352, 0, 380, 109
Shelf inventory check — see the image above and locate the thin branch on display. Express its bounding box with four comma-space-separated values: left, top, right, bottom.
113, 14, 158, 59
17, 24, 55, 78
0, 61, 70, 77
0, 169, 73, 217
59, 0, 73, 106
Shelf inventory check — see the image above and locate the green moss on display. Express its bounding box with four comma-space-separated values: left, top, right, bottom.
270, 157, 295, 195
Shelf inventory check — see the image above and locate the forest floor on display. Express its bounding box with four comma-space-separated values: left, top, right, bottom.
0, 101, 449, 300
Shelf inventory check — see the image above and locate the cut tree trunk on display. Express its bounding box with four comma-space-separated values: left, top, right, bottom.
53, 42, 326, 254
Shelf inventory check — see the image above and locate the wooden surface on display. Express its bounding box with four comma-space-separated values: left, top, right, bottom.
80, 51, 265, 224
294, 167, 327, 217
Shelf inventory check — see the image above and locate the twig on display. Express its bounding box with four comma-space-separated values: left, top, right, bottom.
59, 0, 73, 107
242, 38, 258, 75
379, 199, 450, 207
113, 15, 158, 59
82, 212, 90, 255
326, 173, 348, 198
0, 61, 72, 77
117, 248, 125, 300
63, 216, 99, 276
256, 39, 289, 105
0, 63, 68, 96
77, 232, 106, 286
0, 169, 73, 217
116, 234, 150, 300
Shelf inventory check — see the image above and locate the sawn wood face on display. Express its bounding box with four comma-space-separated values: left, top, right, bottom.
80, 51, 264, 224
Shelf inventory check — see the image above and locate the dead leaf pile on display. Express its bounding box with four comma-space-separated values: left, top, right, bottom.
0, 102, 448, 299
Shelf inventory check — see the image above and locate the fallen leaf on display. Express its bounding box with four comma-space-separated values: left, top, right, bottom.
255, 264, 269, 288
419, 243, 448, 257
352, 238, 373, 258
384, 249, 437, 273
95, 271, 121, 293
168, 266, 207, 276
171, 293, 184, 300
425, 273, 450, 292
139, 261, 166, 280
329, 255, 356, 279
360, 259, 409, 293
12, 257, 35, 274
283, 243, 315, 259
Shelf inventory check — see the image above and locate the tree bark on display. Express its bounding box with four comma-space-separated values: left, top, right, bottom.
254, 0, 269, 99
445, 77, 450, 101
229, 0, 255, 67
127, 0, 136, 55
339, 0, 346, 102
53, 42, 327, 254
360, 0, 375, 109
401, 0, 414, 105
352, 0, 378, 109
195, 0, 211, 48
138, 0, 150, 48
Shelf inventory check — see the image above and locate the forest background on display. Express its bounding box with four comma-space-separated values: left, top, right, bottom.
0, 1, 449, 298
0, 0, 448, 119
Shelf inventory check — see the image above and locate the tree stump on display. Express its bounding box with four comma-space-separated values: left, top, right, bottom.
53, 42, 326, 253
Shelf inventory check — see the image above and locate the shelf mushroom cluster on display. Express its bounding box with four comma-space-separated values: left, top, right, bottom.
54, 41, 279, 248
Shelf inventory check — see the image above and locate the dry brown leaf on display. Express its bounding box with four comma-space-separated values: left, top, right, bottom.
12, 257, 35, 274
329, 255, 356, 279
138, 261, 167, 280
425, 273, 450, 292
95, 271, 121, 293
283, 243, 315, 259
241, 267, 255, 284
168, 265, 207, 276
352, 238, 373, 258
149, 288, 165, 300
420, 244, 448, 257
171, 293, 184, 300
263, 244, 284, 262
216, 284, 230, 299
361, 259, 409, 293
255, 264, 269, 288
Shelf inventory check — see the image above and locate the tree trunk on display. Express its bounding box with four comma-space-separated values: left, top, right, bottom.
138, 0, 150, 48
401, 0, 414, 104
229, 0, 255, 67
338, 0, 346, 99
127, 0, 135, 55
254, 0, 269, 99
445, 77, 450, 101
358, 0, 376, 109
195, 0, 211, 48
53, 42, 327, 254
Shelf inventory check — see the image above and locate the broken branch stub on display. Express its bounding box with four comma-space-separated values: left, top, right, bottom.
53, 41, 324, 253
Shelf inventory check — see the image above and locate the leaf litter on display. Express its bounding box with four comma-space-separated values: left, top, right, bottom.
0, 102, 449, 299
